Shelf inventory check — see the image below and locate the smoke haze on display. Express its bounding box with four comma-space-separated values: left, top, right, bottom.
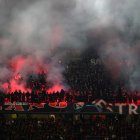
0, 0, 140, 92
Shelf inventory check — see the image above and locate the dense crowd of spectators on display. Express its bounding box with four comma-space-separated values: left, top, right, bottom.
64, 55, 139, 103
0, 49, 139, 140
0, 115, 140, 140
0, 88, 139, 105
0, 53, 139, 104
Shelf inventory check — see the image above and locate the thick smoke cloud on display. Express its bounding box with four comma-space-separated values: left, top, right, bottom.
0, 0, 140, 92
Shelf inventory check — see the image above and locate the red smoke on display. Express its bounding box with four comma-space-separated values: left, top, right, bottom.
9, 79, 31, 93
0, 55, 64, 94
47, 84, 63, 94
10, 56, 26, 72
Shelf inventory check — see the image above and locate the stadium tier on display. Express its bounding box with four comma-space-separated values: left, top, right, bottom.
0, 115, 140, 140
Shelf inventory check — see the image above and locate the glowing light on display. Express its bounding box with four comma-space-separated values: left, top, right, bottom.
9, 79, 31, 93
47, 84, 63, 94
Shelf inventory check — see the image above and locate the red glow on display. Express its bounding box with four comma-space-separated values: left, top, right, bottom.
1, 83, 9, 92
7, 56, 32, 93
47, 84, 63, 94
10, 56, 26, 72
10, 56, 48, 74
35, 64, 47, 74
9, 79, 31, 93
0, 55, 64, 93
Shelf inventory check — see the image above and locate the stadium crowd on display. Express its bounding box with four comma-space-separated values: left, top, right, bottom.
0, 88, 139, 105
0, 115, 140, 140
0, 54, 139, 104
